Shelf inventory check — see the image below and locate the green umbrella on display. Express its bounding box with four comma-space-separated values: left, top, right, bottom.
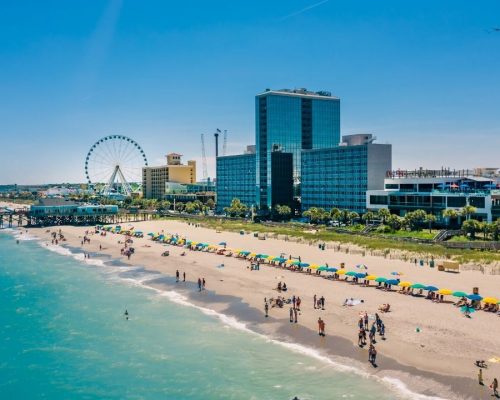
346, 271, 357, 276
452, 291, 468, 298
375, 277, 387, 283
411, 283, 426, 289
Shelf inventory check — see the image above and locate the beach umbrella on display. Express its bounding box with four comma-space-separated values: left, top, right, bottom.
356, 264, 368, 269
398, 281, 412, 287
425, 286, 439, 292
148, 232, 155, 236
346, 271, 357, 276
467, 294, 483, 301
218, 242, 227, 245
318, 266, 328, 271
390, 271, 402, 276
309, 264, 319, 269
355, 273, 367, 279
375, 277, 387, 283
326, 267, 338, 272
438, 288, 453, 296
337, 270, 347, 275
274, 257, 286, 263
385, 279, 400, 286
299, 263, 310, 268
411, 283, 426, 289
365, 275, 377, 281
285, 259, 295, 264
452, 291, 468, 298
483, 297, 499, 304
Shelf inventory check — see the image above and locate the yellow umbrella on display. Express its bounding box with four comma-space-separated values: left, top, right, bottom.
366, 275, 377, 281
266, 255, 274, 259
249, 253, 256, 257
398, 281, 412, 287
337, 269, 346, 275
309, 264, 319, 269
483, 297, 499, 304
438, 288, 453, 295
285, 260, 294, 264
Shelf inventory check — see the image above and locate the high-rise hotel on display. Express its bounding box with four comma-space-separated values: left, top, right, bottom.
256, 88, 340, 210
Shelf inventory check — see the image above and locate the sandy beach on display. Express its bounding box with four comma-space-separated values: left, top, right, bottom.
24, 219, 500, 400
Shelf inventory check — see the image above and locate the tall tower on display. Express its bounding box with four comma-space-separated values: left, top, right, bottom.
255, 88, 340, 210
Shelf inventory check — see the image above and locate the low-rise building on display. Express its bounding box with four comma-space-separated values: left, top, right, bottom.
301, 134, 391, 213
366, 169, 498, 223
142, 153, 196, 199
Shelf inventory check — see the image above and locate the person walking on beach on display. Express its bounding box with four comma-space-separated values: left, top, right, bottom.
380, 322, 386, 340
363, 312, 369, 330
202, 278, 206, 290
292, 295, 296, 309
296, 297, 301, 311
293, 307, 298, 323
176, 270, 180, 282
320, 296, 325, 310
492, 378, 498, 397
197, 278, 202, 292
264, 301, 269, 318
478, 368, 483, 385
313, 294, 317, 309
318, 318, 325, 336
358, 328, 365, 347
183, 272, 186, 282
289, 307, 294, 323
370, 323, 377, 344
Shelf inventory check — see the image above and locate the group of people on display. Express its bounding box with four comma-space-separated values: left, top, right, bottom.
357, 312, 385, 366
313, 294, 326, 310
175, 270, 186, 283
477, 362, 498, 398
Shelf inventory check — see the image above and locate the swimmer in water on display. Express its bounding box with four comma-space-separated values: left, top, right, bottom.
124, 310, 129, 320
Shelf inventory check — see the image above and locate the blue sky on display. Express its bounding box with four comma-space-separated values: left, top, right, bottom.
0, 0, 499, 184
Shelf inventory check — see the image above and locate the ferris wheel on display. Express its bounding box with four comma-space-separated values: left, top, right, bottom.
85, 135, 148, 197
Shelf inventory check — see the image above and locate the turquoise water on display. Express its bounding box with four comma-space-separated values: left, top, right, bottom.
0, 231, 400, 400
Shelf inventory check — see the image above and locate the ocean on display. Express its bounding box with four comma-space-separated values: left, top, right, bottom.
0, 230, 421, 400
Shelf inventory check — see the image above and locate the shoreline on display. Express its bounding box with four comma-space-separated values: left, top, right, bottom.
10, 222, 500, 400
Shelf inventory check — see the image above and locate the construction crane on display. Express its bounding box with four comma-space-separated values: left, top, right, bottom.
200, 133, 208, 181
222, 129, 227, 156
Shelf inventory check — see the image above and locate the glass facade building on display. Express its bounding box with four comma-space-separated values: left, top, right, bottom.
216, 154, 256, 212
301, 143, 391, 213
256, 89, 340, 210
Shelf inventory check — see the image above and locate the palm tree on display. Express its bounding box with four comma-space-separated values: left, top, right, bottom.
348, 211, 359, 225
462, 219, 481, 239
460, 205, 477, 221
424, 213, 437, 233
377, 208, 390, 224
329, 207, 341, 222
362, 211, 375, 225
275, 204, 292, 221
442, 208, 459, 228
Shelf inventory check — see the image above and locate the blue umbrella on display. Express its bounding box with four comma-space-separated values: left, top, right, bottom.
219, 242, 227, 245
437, 183, 448, 189
425, 286, 439, 292
459, 183, 469, 189
355, 273, 367, 279
484, 183, 497, 189
390, 272, 400, 276
385, 279, 400, 286
326, 267, 338, 272
467, 294, 483, 301
299, 263, 310, 268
